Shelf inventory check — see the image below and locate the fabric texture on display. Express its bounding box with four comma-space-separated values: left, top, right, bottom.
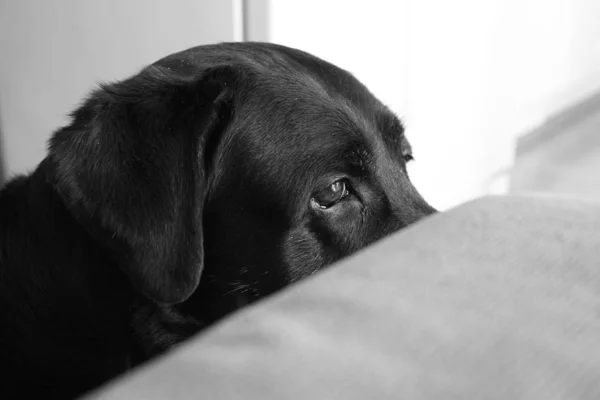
86, 195, 600, 400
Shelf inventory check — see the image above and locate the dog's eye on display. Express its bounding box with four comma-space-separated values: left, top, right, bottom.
311, 180, 349, 209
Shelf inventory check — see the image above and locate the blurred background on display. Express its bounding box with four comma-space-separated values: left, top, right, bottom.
1, 0, 599, 210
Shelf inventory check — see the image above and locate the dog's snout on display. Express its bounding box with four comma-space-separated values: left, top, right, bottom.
416, 201, 438, 217
406, 201, 436, 225
388, 195, 437, 233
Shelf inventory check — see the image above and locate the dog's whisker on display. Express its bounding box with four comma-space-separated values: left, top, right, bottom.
223, 283, 252, 297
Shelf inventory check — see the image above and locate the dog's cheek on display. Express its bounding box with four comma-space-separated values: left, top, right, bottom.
320, 204, 368, 256
281, 228, 325, 282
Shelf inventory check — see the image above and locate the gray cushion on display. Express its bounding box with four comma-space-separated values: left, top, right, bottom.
86, 195, 600, 400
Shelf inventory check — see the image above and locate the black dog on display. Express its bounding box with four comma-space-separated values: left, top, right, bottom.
0, 42, 435, 398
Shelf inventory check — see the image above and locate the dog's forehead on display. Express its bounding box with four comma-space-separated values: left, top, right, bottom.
160, 42, 394, 128
244, 44, 407, 154
239, 71, 406, 165
233, 85, 407, 192
164, 43, 409, 179
228, 63, 407, 189
239, 78, 372, 156
238, 54, 389, 136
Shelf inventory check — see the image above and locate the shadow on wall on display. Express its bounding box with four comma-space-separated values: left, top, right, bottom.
510, 90, 600, 201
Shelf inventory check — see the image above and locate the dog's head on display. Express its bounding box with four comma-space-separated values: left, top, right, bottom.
49, 43, 435, 318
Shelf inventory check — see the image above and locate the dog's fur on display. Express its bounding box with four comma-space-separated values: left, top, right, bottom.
0, 42, 435, 398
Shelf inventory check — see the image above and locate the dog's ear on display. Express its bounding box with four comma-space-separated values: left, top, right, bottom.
49, 64, 237, 305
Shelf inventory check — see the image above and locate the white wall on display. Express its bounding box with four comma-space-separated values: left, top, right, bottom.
259, 0, 600, 210
0, 0, 239, 177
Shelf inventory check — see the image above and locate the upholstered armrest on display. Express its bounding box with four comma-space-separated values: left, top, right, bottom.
86, 195, 600, 400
